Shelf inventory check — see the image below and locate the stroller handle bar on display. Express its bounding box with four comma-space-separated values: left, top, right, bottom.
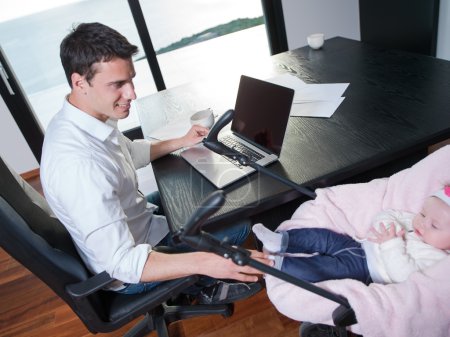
176, 190, 357, 327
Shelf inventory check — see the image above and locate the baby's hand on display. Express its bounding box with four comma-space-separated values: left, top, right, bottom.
367, 222, 405, 244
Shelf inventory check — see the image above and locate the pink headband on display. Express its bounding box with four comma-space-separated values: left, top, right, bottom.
433, 186, 450, 206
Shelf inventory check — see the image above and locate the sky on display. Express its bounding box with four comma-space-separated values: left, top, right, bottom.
0, 0, 84, 22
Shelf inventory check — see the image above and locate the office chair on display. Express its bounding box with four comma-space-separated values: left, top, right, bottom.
0, 157, 233, 337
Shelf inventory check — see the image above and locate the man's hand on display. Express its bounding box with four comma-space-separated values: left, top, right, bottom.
180, 125, 209, 147
149, 125, 209, 161
201, 249, 273, 283
368, 222, 405, 244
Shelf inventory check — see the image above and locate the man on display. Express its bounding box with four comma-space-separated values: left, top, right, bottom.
40, 22, 270, 303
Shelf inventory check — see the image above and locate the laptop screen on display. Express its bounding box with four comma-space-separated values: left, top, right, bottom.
231, 75, 294, 156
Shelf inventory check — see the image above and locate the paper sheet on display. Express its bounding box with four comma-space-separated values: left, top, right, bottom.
266, 73, 349, 118
293, 83, 349, 103
291, 97, 345, 118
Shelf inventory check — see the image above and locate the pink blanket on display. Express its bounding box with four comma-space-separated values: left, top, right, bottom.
265, 145, 450, 337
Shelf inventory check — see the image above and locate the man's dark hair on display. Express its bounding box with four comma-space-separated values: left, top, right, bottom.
60, 22, 138, 87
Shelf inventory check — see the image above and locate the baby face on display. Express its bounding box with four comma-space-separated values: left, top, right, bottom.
413, 196, 450, 250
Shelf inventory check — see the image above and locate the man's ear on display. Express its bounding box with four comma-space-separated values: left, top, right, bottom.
71, 73, 86, 92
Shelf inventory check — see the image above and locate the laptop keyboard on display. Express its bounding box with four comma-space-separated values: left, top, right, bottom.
220, 135, 264, 164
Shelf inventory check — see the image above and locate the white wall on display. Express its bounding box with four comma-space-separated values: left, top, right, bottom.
282, 0, 450, 61
437, 0, 450, 60
0, 95, 39, 174
281, 0, 361, 50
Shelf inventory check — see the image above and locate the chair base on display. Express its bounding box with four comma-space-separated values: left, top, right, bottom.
123, 300, 234, 337
124, 313, 161, 337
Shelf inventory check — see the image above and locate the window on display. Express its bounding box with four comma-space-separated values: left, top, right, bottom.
0, 0, 153, 133
0, 0, 283, 161
137, 0, 268, 88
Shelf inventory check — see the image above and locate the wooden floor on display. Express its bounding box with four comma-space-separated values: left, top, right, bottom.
0, 175, 301, 337
0, 246, 300, 337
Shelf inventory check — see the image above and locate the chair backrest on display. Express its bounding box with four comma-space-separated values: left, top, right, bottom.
0, 157, 107, 322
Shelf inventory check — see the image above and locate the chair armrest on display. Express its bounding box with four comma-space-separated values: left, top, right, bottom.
153, 245, 179, 254
66, 246, 191, 299
66, 271, 115, 298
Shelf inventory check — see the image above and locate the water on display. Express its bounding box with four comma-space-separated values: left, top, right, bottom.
0, 0, 263, 94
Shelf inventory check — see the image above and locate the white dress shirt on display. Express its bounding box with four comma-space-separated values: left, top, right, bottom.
41, 99, 169, 286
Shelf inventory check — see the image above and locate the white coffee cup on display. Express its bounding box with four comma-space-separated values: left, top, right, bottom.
307, 33, 324, 50
190, 108, 215, 128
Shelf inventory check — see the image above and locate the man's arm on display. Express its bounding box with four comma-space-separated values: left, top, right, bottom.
150, 125, 208, 161
140, 250, 272, 283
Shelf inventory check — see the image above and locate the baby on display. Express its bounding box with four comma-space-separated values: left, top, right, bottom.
253, 186, 450, 284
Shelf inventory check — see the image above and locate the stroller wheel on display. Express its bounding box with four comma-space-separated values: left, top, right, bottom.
299, 322, 349, 337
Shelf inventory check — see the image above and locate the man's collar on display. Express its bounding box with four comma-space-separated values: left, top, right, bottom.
62, 98, 117, 142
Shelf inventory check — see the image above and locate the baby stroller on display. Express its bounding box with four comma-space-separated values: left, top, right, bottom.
176, 190, 357, 337
182, 110, 450, 337
188, 109, 356, 336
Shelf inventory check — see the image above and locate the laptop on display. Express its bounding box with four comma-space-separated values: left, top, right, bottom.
180, 75, 294, 188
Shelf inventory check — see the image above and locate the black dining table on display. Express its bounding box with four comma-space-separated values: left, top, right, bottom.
135, 37, 450, 233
